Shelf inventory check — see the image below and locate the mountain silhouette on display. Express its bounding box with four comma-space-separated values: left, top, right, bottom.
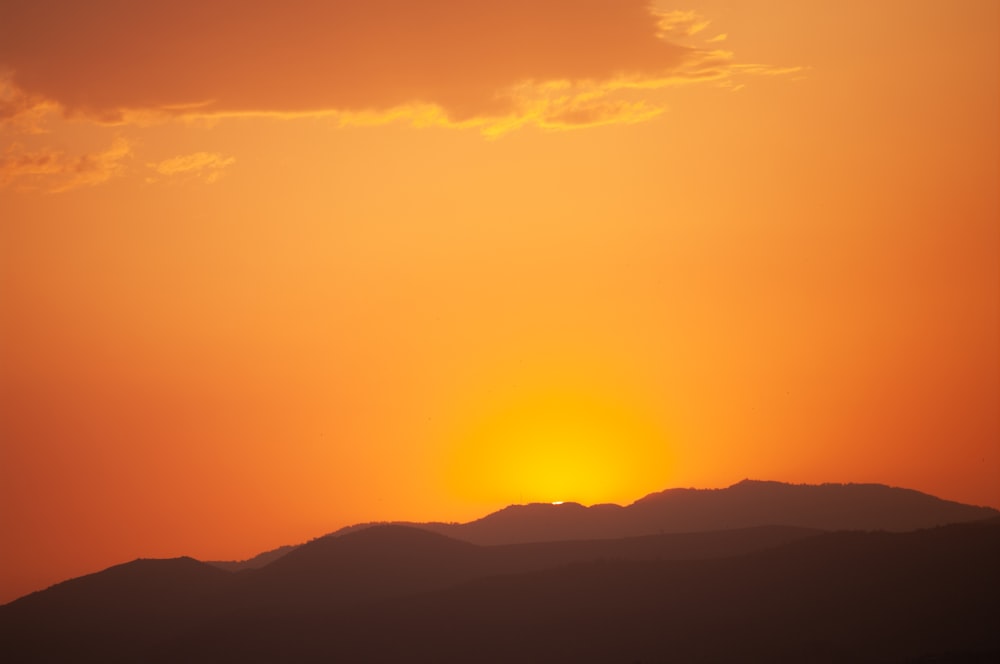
0, 557, 236, 660
328, 479, 999, 547
2, 481, 998, 662
0, 524, 820, 662
235, 525, 488, 612
300, 519, 996, 664
2, 520, 996, 662
204, 481, 999, 572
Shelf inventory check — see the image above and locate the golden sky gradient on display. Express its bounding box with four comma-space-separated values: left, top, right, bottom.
1, 0, 997, 604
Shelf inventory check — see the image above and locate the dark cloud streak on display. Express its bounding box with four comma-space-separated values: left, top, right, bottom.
0, 0, 691, 122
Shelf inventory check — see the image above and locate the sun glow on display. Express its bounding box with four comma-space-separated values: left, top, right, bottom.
444, 384, 672, 506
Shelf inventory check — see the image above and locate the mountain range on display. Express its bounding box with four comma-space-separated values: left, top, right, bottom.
2, 480, 997, 662
212, 479, 998, 570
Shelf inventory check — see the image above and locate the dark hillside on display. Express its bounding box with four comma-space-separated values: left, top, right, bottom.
174, 520, 1000, 663
3, 521, 997, 662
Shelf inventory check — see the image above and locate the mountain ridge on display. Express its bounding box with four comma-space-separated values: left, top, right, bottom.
248, 479, 996, 568
9, 480, 998, 593
449, 481, 993, 544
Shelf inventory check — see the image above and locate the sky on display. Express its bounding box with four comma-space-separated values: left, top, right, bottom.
1, 0, 997, 604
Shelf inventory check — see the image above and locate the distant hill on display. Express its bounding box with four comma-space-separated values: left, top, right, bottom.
335, 479, 999, 546
2, 520, 997, 662
205, 480, 998, 572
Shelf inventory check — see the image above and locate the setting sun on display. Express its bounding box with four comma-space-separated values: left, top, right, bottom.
442, 382, 673, 506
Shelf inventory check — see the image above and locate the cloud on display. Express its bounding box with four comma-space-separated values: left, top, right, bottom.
0, 137, 131, 192
655, 10, 712, 38
0, 74, 56, 133
147, 152, 235, 184
0, 1, 799, 135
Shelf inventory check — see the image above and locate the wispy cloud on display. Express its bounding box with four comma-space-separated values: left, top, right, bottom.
655, 10, 712, 38
147, 151, 235, 184
0, 137, 131, 192
0, 74, 56, 133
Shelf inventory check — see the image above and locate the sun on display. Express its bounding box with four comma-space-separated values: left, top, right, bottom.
444, 385, 672, 506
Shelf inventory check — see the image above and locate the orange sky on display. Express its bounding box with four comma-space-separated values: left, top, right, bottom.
1, 0, 998, 604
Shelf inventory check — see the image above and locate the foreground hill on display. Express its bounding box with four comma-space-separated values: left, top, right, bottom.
2, 520, 996, 663
0, 557, 236, 658
240, 523, 821, 611
302, 519, 998, 663
0, 525, 817, 638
